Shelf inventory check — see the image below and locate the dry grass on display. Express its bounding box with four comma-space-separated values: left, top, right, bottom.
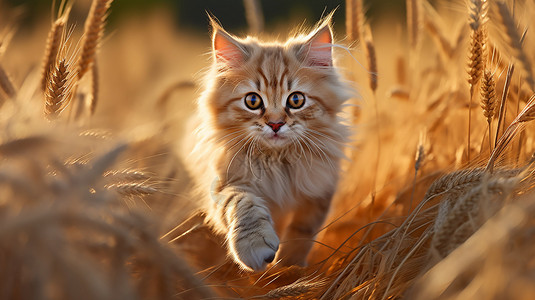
1, 0, 535, 299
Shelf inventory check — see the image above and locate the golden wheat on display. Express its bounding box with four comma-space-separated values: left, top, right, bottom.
345, 0, 364, 43
243, 0, 264, 34
495, 1, 535, 91
495, 63, 514, 145
364, 33, 377, 93
77, 0, 113, 80
407, 0, 421, 50
44, 59, 72, 119
481, 69, 496, 150
0, 63, 15, 101
41, 8, 69, 92
90, 56, 99, 115
1, 0, 535, 299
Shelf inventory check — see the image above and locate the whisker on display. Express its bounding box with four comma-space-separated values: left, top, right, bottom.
226, 134, 255, 179
302, 132, 337, 172
292, 134, 312, 170
247, 136, 260, 180
307, 128, 346, 145
215, 129, 248, 144
300, 133, 326, 165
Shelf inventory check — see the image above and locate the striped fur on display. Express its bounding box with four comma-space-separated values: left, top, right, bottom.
185, 17, 352, 271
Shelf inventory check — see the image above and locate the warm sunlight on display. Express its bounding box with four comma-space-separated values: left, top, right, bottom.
0, 0, 534, 299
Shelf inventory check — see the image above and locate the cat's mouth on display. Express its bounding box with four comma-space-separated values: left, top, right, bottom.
263, 132, 288, 146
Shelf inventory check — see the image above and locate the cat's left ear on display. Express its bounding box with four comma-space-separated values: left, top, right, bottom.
302, 24, 333, 67
210, 19, 248, 66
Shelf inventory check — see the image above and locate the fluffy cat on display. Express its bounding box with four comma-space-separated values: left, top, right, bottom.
187, 16, 352, 271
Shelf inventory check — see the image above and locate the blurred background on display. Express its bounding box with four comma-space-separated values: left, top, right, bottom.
4, 0, 408, 32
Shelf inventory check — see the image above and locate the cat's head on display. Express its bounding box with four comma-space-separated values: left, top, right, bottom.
201, 16, 351, 152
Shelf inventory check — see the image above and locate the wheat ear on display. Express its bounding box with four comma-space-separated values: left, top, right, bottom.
431, 176, 518, 257
243, 0, 264, 34
487, 94, 535, 172
45, 59, 72, 119
466, 0, 488, 162
263, 281, 319, 298
41, 6, 70, 92
346, 0, 364, 43
77, 0, 113, 80
104, 169, 150, 182
480, 69, 496, 151
496, 1, 535, 91
363, 24, 380, 201
364, 27, 378, 93
423, 168, 519, 202
106, 183, 157, 197
407, 0, 421, 50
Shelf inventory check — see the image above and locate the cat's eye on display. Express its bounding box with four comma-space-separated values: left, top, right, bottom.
244, 93, 263, 110
286, 92, 306, 109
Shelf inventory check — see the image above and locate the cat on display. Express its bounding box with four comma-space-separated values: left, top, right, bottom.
186, 15, 352, 271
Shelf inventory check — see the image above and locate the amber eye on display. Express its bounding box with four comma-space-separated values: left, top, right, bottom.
286, 92, 305, 109
244, 93, 263, 110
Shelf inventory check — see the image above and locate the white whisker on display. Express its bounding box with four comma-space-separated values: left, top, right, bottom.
302, 132, 337, 172
226, 134, 255, 179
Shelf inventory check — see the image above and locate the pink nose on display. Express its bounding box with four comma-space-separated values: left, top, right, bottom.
267, 122, 285, 133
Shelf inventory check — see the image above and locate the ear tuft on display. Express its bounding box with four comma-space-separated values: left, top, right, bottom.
304, 24, 333, 67
210, 20, 246, 66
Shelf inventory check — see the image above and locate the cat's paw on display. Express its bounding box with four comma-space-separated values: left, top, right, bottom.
228, 221, 280, 271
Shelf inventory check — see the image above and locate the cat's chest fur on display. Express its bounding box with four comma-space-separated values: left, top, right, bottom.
223, 149, 339, 207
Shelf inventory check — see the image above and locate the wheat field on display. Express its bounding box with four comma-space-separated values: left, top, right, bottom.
1, 0, 535, 299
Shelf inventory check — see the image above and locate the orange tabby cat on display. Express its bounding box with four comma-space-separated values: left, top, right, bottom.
187, 16, 352, 271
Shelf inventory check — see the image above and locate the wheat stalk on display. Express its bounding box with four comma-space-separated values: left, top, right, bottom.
410, 133, 426, 211
90, 56, 99, 115
77, 0, 113, 80
0, 63, 15, 100
0, 27, 15, 58
495, 63, 514, 146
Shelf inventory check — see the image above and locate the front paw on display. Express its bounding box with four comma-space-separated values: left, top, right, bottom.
228, 220, 280, 271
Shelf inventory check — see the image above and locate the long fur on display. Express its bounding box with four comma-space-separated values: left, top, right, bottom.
184, 17, 353, 271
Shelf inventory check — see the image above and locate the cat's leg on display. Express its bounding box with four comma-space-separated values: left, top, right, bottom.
217, 187, 279, 271
276, 196, 331, 266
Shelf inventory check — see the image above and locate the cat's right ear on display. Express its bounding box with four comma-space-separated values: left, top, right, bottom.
210, 20, 247, 66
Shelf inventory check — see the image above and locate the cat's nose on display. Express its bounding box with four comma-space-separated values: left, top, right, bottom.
267, 122, 285, 133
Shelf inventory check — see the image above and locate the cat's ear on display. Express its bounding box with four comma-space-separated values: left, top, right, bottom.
210, 20, 247, 66
301, 24, 333, 67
